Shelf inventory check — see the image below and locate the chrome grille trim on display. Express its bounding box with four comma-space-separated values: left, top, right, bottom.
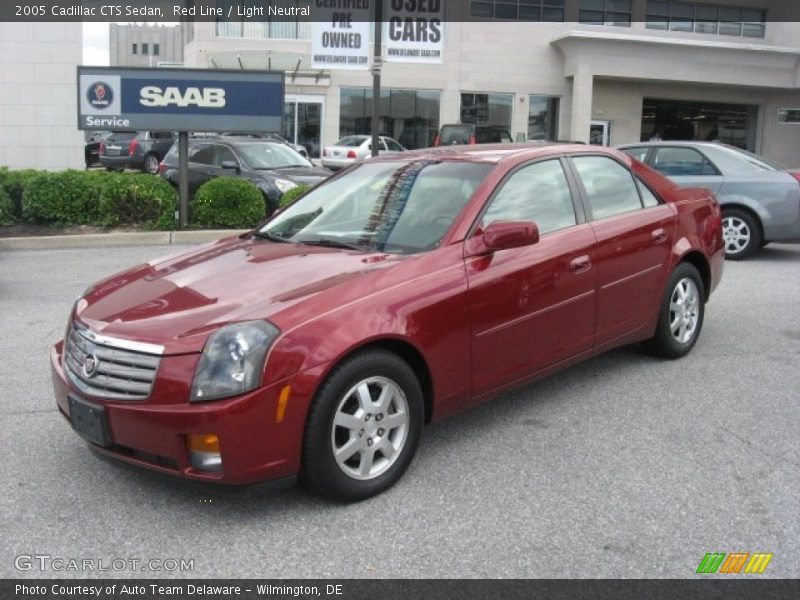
64, 323, 161, 400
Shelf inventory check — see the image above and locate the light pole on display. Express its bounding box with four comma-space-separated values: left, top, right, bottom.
371, 0, 383, 158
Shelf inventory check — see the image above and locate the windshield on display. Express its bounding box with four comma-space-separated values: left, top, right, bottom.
335, 136, 369, 147
259, 160, 493, 254
238, 143, 311, 169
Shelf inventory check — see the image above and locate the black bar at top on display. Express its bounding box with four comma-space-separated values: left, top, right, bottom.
1, 1, 799, 23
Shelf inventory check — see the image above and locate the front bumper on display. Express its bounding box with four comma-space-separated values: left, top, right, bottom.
51, 340, 321, 486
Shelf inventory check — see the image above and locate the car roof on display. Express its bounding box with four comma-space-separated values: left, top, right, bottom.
372, 142, 597, 164
617, 141, 727, 149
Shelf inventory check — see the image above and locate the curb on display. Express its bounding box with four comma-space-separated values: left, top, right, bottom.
0, 230, 248, 251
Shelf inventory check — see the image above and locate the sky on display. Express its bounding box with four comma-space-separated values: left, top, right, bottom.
83, 23, 111, 65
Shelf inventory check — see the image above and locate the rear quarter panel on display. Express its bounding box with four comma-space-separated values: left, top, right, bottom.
717, 173, 800, 241
664, 185, 724, 297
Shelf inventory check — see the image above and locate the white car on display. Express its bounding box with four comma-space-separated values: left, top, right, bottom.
321, 135, 406, 170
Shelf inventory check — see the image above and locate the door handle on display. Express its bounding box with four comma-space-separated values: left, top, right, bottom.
651, 228, 667, 244
569, 255, 591, 274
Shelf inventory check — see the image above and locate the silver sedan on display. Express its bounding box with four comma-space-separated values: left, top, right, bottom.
321, 135, 406, 170
617, 142, 800, 259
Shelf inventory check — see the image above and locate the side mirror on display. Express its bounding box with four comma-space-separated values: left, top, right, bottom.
221, 160, 240, 172
470, 220, 539, 255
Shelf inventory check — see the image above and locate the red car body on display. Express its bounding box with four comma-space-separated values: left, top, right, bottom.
51, 144, 724, 488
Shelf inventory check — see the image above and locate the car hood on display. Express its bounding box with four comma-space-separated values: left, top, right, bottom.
258, 166, 332, 185
75, 236, 404, 355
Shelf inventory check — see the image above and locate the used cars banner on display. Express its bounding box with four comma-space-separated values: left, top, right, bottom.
384, 0, 445, 64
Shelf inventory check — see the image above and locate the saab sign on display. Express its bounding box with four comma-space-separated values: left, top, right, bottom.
77, 67, 284, 132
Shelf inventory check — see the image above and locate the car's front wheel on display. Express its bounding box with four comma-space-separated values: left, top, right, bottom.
722, 208, 761, 260
644, 262, 705, 359
301, 349, 423, 502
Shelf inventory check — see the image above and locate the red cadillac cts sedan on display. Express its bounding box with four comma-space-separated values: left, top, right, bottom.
51, 144, 724, 501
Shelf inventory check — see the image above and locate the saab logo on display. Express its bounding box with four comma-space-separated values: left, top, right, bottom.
696, 552, 773, 574
87, 81, 113, 109
139, 86, 226, 108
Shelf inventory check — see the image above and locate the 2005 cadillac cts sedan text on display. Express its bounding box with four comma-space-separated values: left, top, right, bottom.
51, 144, 724, 501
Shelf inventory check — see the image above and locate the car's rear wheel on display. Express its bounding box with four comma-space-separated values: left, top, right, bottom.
722, 208, 761, 260
143, 153, 160, 175
301, 349, 423, 502
644, 262, 705, 359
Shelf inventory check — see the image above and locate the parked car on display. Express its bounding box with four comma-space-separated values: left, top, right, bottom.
433, 124, 514, 146
99, 131, 176, 174
160, 136, 331, 214
617, 142, 800, 259
84, 131, 112, 169
321, 135, 405, 170
51, 143, 723, 501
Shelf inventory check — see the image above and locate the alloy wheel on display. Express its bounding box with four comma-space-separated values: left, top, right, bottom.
144, 155, 159, 174
669, 277, 700, 344
722, 216, 751, 256
330, 376, 409, 481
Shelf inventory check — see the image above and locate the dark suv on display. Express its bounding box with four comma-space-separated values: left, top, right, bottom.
433, 124, 513, 146
99, 131, 177, 174
160, 136, 331, 214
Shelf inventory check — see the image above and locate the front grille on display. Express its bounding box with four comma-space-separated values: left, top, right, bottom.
64, 323, 161, 400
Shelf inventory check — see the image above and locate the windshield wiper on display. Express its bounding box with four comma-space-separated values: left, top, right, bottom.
252, 231, 293, 243
300, 238, 365, 251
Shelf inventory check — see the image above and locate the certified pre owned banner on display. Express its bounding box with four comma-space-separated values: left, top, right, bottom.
77, 67, 284, 132
311, 4, 371, 70
384, 0, 444, 64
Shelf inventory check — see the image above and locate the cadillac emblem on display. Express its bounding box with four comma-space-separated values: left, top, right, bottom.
83, 354, 99, 378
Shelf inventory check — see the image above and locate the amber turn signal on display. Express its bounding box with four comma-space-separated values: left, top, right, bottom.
186, 433, 220, 453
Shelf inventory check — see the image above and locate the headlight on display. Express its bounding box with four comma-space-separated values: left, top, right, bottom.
274, 178, 298, 193
190, 321, 279, 402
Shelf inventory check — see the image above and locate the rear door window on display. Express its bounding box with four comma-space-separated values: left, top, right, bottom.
189, 145, 215, 165
651, 147, 719, 176
571, 155, 643, 220
385, 138, 404, 151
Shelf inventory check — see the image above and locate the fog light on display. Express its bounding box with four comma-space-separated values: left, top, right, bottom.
186, 434, 222, 473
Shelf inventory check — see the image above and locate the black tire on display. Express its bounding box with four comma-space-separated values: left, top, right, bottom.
643, 262, 705, 359
301, 349, 424, 502
722, 208, 761, 260
142, 153, 160, 175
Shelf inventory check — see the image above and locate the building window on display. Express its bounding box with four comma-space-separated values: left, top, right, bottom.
646, 1, 766, 38
460, 93, 513, 132
528, 96, 560, 141
153, 43, 160, 56
641, 98, 759, 151
131, 43, 137, 55
579, 0, 632, 27
141, 43, 149, 55
470, 0, 565, 22
216, 0, 311, 39
777, 109, 800, 124
339, 88, 441, 150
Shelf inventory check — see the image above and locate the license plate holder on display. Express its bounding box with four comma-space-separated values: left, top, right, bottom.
68, 395, 111, 447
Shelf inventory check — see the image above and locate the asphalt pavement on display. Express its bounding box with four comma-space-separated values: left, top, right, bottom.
1, 243, 798, 578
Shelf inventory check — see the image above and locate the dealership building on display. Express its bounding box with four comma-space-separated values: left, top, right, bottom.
182, 0, 799, 166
